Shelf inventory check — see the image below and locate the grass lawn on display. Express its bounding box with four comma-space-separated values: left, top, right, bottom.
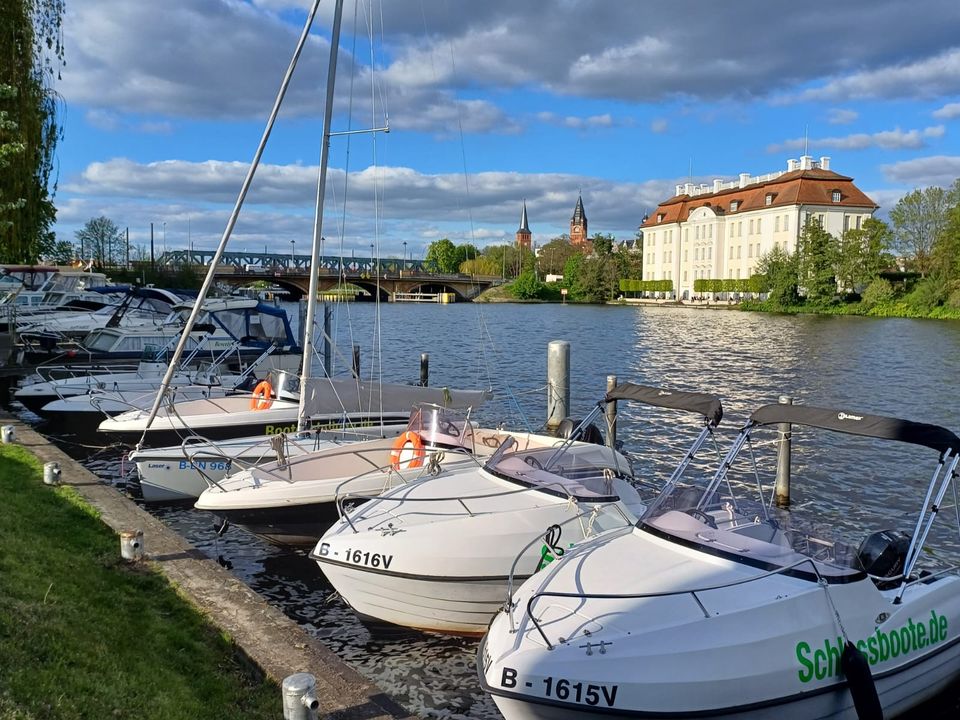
0, 444, 279, 719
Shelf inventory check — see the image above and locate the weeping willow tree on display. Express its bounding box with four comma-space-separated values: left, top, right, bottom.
0, 0, 65, 263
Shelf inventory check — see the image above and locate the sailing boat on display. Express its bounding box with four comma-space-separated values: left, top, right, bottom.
121, 0, 490, 499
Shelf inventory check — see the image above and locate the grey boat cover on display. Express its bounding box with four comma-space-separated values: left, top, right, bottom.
750, 404, 960, 455
605, 383, 723, 427
302, 376, 492, 416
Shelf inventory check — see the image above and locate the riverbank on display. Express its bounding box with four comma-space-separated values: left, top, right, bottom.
0, 418, 410, 720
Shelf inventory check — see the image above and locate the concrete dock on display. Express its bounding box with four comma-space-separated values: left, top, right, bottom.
2, 413, 414, 720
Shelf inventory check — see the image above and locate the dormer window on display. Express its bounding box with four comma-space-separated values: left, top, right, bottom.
657, 213, 664, 223
765, 193, 775, 206
730, 200, 739, 212
832, 190, 842, 203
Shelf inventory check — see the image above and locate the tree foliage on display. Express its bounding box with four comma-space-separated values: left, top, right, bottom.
0, 0, 65, 262
537, 236, 577, 276
423, 238, 461, 273
75, 216, 125, 268
756, 245, 800, 307
889, 186, 955, 276
795, 219, 839, 304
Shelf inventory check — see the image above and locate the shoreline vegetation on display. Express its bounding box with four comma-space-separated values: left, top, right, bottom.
0, 444, 279, 720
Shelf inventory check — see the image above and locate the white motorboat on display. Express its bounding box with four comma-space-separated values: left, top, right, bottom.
99, 371, 492, 446
311, 384, 724, 635
129, 421, 405, 503
480, 403, 960, 720
194, 403, 504, 545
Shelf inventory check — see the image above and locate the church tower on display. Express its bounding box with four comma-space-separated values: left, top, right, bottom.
516, 200, 532, 251
570, 194, 589, 250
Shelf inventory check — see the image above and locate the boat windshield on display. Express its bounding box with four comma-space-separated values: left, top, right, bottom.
483, 438, 629, 502
638, 424, 876, 582
406, 403, 473, 451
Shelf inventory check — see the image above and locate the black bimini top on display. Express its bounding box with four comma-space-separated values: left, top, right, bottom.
605, 383, 723, 427
750, 404, 960, 456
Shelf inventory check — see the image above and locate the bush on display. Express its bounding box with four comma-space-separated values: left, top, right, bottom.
860, 278, 896, 309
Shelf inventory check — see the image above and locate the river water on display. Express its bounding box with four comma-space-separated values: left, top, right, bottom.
21, 301, 960, 718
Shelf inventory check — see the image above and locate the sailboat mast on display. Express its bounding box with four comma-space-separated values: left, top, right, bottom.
299, 0, 345, 433
137, 0, 326, 443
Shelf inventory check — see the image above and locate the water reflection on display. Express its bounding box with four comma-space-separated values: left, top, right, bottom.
16, 303, 960, 718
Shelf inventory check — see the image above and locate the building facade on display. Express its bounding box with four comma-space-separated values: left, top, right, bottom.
641, 156, 878, 300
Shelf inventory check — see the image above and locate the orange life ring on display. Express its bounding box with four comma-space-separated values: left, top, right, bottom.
250, 380, 274, 411
389, 431, 425, 470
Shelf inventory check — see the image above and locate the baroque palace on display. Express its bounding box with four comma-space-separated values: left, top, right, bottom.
640, 156, 878, 300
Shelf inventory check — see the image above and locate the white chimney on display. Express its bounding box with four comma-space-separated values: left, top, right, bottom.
739, 173, 751, 188
684, 182, 695, 195
675, 184, 683, 196
820, 156, 831, 171
713, 179, 723, 192
787, 159, 799, 172
800, 155, 813, 170
700, 183, 709, 193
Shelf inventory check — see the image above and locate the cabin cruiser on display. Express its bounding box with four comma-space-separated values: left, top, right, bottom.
480, 403, 960, 720
19, 296, 298, 366
311, 384, 723, 635
193, 403, 501, 544
16, 286, 181, 343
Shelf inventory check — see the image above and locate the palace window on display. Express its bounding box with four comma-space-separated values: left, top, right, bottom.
765, 193, 774, 206
775, 216, 780, 232
730, 200, 739, 212
832, 190, 841, 202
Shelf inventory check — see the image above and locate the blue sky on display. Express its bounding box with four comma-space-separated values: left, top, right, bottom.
52, 0, 960, 262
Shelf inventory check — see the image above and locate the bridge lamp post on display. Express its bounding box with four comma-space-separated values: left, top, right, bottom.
290, 239, 295, 270
162, 222, 167, 258
403, 241, 407, 268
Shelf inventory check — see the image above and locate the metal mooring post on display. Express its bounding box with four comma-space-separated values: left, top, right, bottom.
120, 529, 144, 561
43, 462, 61, 486
774, 395, 793, 508
322, 303, 332, 377
420, 353, 429, 387
282, 673, 320, 720
605, 375, 618, 449
546, 340, 570, 432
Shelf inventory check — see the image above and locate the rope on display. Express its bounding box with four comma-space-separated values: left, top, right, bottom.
270, 433, 287, 467
536, 524, 565, 572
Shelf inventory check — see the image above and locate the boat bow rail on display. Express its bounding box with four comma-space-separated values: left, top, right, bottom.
517, 553, 855, 651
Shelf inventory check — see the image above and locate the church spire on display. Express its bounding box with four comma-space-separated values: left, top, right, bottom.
518, 199, 530, 233
571, 194, 586, 224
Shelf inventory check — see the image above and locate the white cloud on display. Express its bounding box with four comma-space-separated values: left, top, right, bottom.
880, 155, 960, 187
536, 112, 616, 130
650, 118, 669, 134
58, 157, 669, 252
782, 48, 960, 103
827, 108, 858, 125
767, 126, 945, 153
933, 102, 960, 119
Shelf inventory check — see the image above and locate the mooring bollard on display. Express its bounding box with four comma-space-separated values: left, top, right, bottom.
546, 340, 570, 431
605, 375, 618, 449
282, 672, 320, 720
420, 353, 429, 387
774, 395, 793, 508
43, 461, 61, 486
1, 425, 14, 444
120, 529, 144, 561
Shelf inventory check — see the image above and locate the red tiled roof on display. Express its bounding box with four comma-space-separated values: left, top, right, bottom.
642, 169, 878, 228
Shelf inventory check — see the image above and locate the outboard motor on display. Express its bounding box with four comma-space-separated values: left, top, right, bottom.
856, 529, 911, 587
556, 417, 604, 446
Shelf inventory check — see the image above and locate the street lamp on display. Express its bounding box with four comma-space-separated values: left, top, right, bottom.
162, 222, 167, 258
403, 241, 407, 268
290, 239, 295, 270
